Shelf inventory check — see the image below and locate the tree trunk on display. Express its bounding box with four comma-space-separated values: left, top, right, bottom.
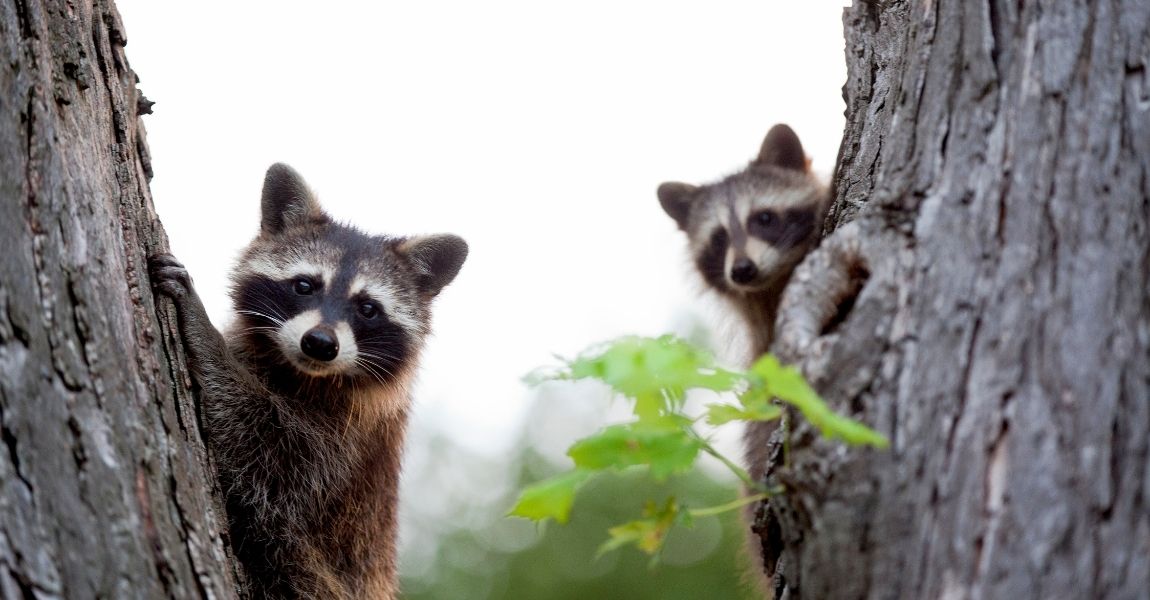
761, 1, 1150, 598
0, 0, 238, 597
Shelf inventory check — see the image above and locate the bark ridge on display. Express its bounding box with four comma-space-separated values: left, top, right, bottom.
0, 1, 238, 597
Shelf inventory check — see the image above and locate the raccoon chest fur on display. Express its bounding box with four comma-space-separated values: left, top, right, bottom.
213, 380, 406, 600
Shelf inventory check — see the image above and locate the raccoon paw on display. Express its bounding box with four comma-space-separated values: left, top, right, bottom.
149, 253, 193, 300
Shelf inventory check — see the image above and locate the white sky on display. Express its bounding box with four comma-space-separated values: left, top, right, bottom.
116, 1, 847, 456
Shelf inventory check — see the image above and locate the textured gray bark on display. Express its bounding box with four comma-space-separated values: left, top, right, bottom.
0, 0, 238, 597
761, 1, 1150, 598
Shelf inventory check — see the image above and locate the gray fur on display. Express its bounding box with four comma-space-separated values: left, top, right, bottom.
261, 163, 327, 235
399, 234, 469, 297
657, 182, 698, 230
755, 123, 808, 172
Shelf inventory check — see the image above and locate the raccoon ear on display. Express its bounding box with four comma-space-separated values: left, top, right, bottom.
754, 124, 808, 172
657, 182, 697, 231
399, 234, 469, 297
260, 163, 329, 235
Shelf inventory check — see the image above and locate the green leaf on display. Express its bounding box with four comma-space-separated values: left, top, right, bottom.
632, 393, 663, 422
564, 336, 742, 401
705, 404, 746, 426
597, 498, 680, 556
568, 419, 701, 480
507, 469, 594, 523
705, 400, 782, 425
750, 355, 889, 448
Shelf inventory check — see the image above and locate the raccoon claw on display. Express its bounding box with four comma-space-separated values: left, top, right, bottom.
149, 253, 192, 299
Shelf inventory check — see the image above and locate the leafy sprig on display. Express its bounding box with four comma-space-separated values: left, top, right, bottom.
510, 335, 887, 558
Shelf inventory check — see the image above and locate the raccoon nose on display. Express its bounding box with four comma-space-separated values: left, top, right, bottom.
301, 327, 339, 362
730, 258, 758, 284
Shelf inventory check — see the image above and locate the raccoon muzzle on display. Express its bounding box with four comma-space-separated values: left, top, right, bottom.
301, 327, 339, 362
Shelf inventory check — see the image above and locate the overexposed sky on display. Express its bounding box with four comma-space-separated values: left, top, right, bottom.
116, 1, 847, 455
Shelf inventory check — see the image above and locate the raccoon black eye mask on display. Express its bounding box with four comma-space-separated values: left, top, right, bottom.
150, 163, 466, 600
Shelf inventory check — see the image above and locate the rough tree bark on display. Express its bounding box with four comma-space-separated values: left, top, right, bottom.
0, 0, 238, 597
759, 0, 1149, 598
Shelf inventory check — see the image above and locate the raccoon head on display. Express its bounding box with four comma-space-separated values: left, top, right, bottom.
658, 124, 828, 296
229, 163, 468, 386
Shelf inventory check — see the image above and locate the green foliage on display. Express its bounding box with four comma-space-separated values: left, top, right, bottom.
510, 335, 887, 558
704, 398, 782, 425
749, 355, 890, 448
569, 418, 702, 480
403, 456, 762, 600
506, 469, 593, 524
565, 335, 742, 400
599, 498, 681, 558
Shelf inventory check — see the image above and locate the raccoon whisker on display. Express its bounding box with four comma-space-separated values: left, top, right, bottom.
236, 309, 286, 326
354, 359, 390, 387
355, 342, 404, 350
239, 300, 283, 318
354, 336, 406, 345
356, 331, 406, 341
356, 354, 397, 380
247, 296, 285, 313
257, 306, 291, 325
356, 346, 401, 356
356, 352, 402, 373
340, 403, 356, 439
356, 349, 400, 360
360, 364, 397, 381
236, 326, 280, 335
358, 364, 398, 380
361, 358, 394, 381
246, 298, 291, 323
356, 337, 407, 347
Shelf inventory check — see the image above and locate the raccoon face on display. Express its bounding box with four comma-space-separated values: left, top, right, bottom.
658, 124, 827, 295
230, 164, 468, 384
232, 253, 416, 381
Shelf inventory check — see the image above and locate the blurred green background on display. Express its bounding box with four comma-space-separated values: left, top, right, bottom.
399, 376, 760, 600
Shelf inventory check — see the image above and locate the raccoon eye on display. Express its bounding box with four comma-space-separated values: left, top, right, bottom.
752, 211, 776, 227
358, 302, 379, 319
294, 279, 314, 295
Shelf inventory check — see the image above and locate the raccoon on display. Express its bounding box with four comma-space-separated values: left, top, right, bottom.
658, 124, 830, 363
150, 164, 467, 599
657, 124, 829, 592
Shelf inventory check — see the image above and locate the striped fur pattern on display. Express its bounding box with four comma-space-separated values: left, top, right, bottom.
151, 164, 467, 599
